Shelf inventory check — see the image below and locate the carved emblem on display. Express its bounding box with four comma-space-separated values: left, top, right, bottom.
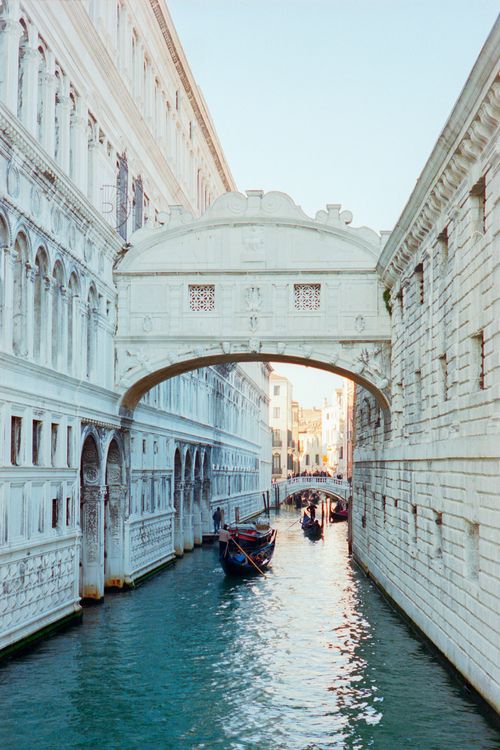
7, 164, 20, 198
355, 315, 366, 332
249, 316, 258, 331
142, 314, 153, 333
245, 286, 262, 311
242, 225, 264, 253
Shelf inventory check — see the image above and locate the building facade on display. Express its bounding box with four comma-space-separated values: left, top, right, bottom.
0, 0, 270, 655
269, 370, 294, 479
352, 22, 500, 712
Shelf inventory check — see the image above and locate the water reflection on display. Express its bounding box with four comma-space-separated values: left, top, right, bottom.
0, 509, 498, 750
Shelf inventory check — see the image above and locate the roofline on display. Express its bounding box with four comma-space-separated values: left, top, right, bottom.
149, 0, 236, 193
377, 16, 500, 278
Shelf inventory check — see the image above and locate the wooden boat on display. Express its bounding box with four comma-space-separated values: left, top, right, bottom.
329, 502, 348, 522
301, 515, 323, 539
219, 523, 277, 576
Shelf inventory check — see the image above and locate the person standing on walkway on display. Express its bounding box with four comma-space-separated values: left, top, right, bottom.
213, 506, 222, 533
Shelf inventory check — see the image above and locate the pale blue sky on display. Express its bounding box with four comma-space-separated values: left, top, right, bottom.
168, 1, 498, 406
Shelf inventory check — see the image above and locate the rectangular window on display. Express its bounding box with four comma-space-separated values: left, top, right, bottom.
315, 454, 320, 465
305, 455, 310, 466
273, 385, 280, 396
465, 522, 479, 580
51, 423, 58, 466
66, 426, 72, 467
339, 446, 344, 459
11, 416, 22, 466
189, 284, 215, 311
438, 227, 448, 270
470, 176, 486, 234
66, 497, 71, 526
32, 420, 42, 465
51, 498, 59, 529
472, 332, 485, 390
294, 283, 321, 311
415, 370, 422, 415
439, 355, 448, 401
273, 407, 280, 418
414, 263, 424, 304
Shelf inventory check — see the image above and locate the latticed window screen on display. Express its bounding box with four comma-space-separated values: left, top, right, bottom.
189, 284, 215, 311
293, 283, 321, 310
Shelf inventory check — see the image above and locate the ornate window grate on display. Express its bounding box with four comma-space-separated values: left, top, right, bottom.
189, 284, 215, 311
294, 283, 321, 310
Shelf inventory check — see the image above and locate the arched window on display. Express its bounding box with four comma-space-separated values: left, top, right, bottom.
67, 272, 79, 374
0, 213, 9, 333
36, 45, 46, 143
51, 260, 65, 370
12, 232, 28, 356
86, 285, 97, 379
33, 247, 49, 362
69, 91, 77, 180
17, 20, 29, 121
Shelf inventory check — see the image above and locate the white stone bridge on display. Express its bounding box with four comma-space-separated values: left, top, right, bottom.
274, 476, 351, 503
115, 190, 392, 413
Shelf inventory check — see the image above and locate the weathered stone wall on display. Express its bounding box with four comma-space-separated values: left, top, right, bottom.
353, 23, 500, 712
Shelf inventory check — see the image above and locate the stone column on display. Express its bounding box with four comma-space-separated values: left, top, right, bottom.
1, 246, 14, 352
43, 274, 53, 368
59, 284, 68, 373
80, 485, 106, 601
0, 18, 21, 112
71, 102, 87, 192
193, 480, 203, 546
41, 65, 57, 157
183, 480, 194, 551
104, 484, 126, 588
19, 45, 39, 134
56, 92, 71, 173
201, 479, 211, 534
87, 128, 100, 206
25, 261, 35, 360
174, 481, 184, 556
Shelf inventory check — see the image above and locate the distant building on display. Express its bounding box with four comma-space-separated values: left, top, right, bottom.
298, 407, 323, 472
321, 380, 355, 478
269, 371, 294, 479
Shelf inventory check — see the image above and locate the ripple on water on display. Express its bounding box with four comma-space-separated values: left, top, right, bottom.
0, 512, 499, 750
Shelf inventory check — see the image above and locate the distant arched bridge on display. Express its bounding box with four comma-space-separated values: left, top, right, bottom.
274, 476, 351, 504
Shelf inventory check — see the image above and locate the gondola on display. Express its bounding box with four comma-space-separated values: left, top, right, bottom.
329, 502, 348, 523
301, 515, 323, 539
219, 523, 277, 576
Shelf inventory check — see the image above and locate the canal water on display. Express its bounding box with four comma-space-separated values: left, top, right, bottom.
0, 510, 498, 750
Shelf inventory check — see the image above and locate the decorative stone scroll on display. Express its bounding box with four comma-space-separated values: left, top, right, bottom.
294, 283, 321, 310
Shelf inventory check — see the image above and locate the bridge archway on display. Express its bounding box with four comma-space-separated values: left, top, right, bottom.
115, 190, 392, 415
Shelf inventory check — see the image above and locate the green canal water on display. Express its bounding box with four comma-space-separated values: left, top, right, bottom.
0, 510, 499, 750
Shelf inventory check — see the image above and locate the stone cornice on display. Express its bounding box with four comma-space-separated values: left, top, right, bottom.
148, 0, 235, 193
378, 18, 500, 288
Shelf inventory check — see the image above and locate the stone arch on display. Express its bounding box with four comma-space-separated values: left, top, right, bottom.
173, 447, 183, 556
183, 448, 194, 552
12, 230, 30, 356
104, 436, 126, 588
33, 246, 49, 362
119, 350, 390, 419
80, 430, 105, 601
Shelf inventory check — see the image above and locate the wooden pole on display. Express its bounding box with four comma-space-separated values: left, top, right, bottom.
232, 538, 267, 577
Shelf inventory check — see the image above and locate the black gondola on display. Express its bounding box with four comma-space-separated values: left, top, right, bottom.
219, 523, 277, 576
301, 515, 323, 539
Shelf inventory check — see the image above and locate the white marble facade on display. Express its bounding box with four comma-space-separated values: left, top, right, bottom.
0, 0, 270, 654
